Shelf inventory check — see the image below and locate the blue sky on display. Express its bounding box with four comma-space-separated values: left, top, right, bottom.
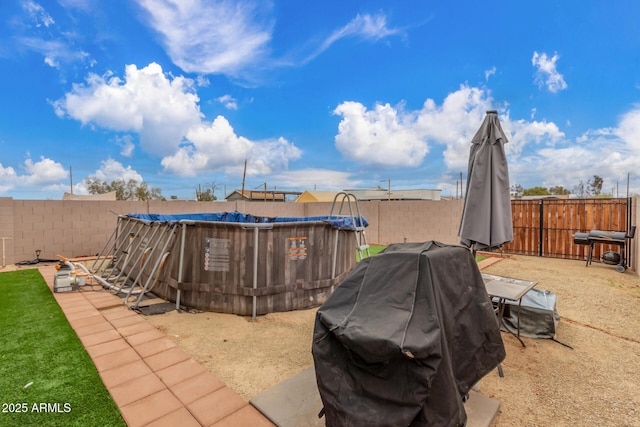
2, 0, 640, 200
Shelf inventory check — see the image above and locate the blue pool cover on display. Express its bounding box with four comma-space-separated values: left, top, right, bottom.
127, 212, 368, 230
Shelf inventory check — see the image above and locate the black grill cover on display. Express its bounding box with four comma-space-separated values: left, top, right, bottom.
312, 242, 506, 427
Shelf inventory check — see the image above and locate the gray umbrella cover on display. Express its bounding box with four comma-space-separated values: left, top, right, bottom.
459, 111, 513, 251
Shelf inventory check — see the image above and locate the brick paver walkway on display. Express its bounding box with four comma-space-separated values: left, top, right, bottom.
39, 265, 275, 427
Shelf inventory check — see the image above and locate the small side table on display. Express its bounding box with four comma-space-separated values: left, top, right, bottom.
481, 273, 538, 348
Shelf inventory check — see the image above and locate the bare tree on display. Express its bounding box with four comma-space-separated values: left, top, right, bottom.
573, 180, 586, 197
196, 183, 218, 201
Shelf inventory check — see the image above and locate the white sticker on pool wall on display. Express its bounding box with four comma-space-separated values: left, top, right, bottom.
288, 236, 307, 260
204, 237, 231, 271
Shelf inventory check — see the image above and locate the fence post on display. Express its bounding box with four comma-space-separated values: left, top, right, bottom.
538, 200, 544, 257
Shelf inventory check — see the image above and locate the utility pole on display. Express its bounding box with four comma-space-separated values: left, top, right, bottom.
69, 165, 73, 194
241, 159, 247, 199
627, 172, 630, 199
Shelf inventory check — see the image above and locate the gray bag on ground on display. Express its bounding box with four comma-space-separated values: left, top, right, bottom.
499, 288, 559, 339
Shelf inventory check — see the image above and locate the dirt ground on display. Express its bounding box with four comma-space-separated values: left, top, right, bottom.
87, 255, 640, 425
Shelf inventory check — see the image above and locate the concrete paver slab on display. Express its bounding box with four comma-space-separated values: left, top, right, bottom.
117, 321, 156, 337
125, 328, 166, 346
73, 320, 115, 337
170, 372, 226, 405
251, 366, 500, 427
85, 338, 130, 359
99, 359, 153, 389
109, 314, 146, 328
144, 346, 191, 372
60, 303, 99, 313
119, 389, 183, 427
156, 358, 209, 387
92, 346, 141, 372
79, 328, 122, 347
250, 366, 323, 427
64, 308, 102, 321
213, 405, 276, 427
465, 389, 501, 427
68, 314, 107, 328
187, 387, 247, 427
132, 337, 177, 358
144, 407, 202, 427
102, 307, 139, 321
108, 372, 167, 407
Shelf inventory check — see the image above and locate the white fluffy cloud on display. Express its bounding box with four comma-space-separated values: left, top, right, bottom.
217, 94, 238, 110
0, 157, 69, 194
509, 105, 640, 191
135, 0, 273, 76
414, 85, 493, 170
333, 85, 573, 177
0, 163, 18, 192
53, 62, 203, 155
92, 158, 143, 183
161, 116, 302, 176
532, 51, 568, 93
615, 107, 640, 152
333, 101, 428, 168
0, 157, 66, 193
54, 62, 304, 180
333, 85, 492, 170
500, 115, 565, 158
20, 157, 68, 185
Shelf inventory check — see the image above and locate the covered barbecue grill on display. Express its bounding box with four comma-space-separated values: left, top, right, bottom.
312, 241, 506, 426
573, 226, 636, 272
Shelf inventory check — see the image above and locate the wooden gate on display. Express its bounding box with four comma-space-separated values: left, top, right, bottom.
503, 198, 632, 261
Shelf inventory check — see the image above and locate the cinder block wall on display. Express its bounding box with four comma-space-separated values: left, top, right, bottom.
377, 200, 463, 244
3, 197, 637, 271
0, 198, 463, 265
0, 198, 14, 268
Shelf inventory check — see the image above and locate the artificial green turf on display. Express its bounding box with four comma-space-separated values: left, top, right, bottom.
358, 245, 488, 262
0, 269, 125, 427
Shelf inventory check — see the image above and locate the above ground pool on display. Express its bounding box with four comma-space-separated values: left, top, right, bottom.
106, 212, 367, 317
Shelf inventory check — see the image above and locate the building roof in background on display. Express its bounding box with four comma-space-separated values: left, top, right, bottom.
295, 191, 341, 203
225, 190, 299, 201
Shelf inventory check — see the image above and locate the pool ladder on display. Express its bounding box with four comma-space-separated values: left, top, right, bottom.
84, 217, 177, 309
329, 192, 370, 261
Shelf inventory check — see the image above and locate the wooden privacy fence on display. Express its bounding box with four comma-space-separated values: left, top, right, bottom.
503, 198, 632, 261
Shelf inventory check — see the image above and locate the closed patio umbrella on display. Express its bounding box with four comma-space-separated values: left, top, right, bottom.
459, 110, 513, 253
